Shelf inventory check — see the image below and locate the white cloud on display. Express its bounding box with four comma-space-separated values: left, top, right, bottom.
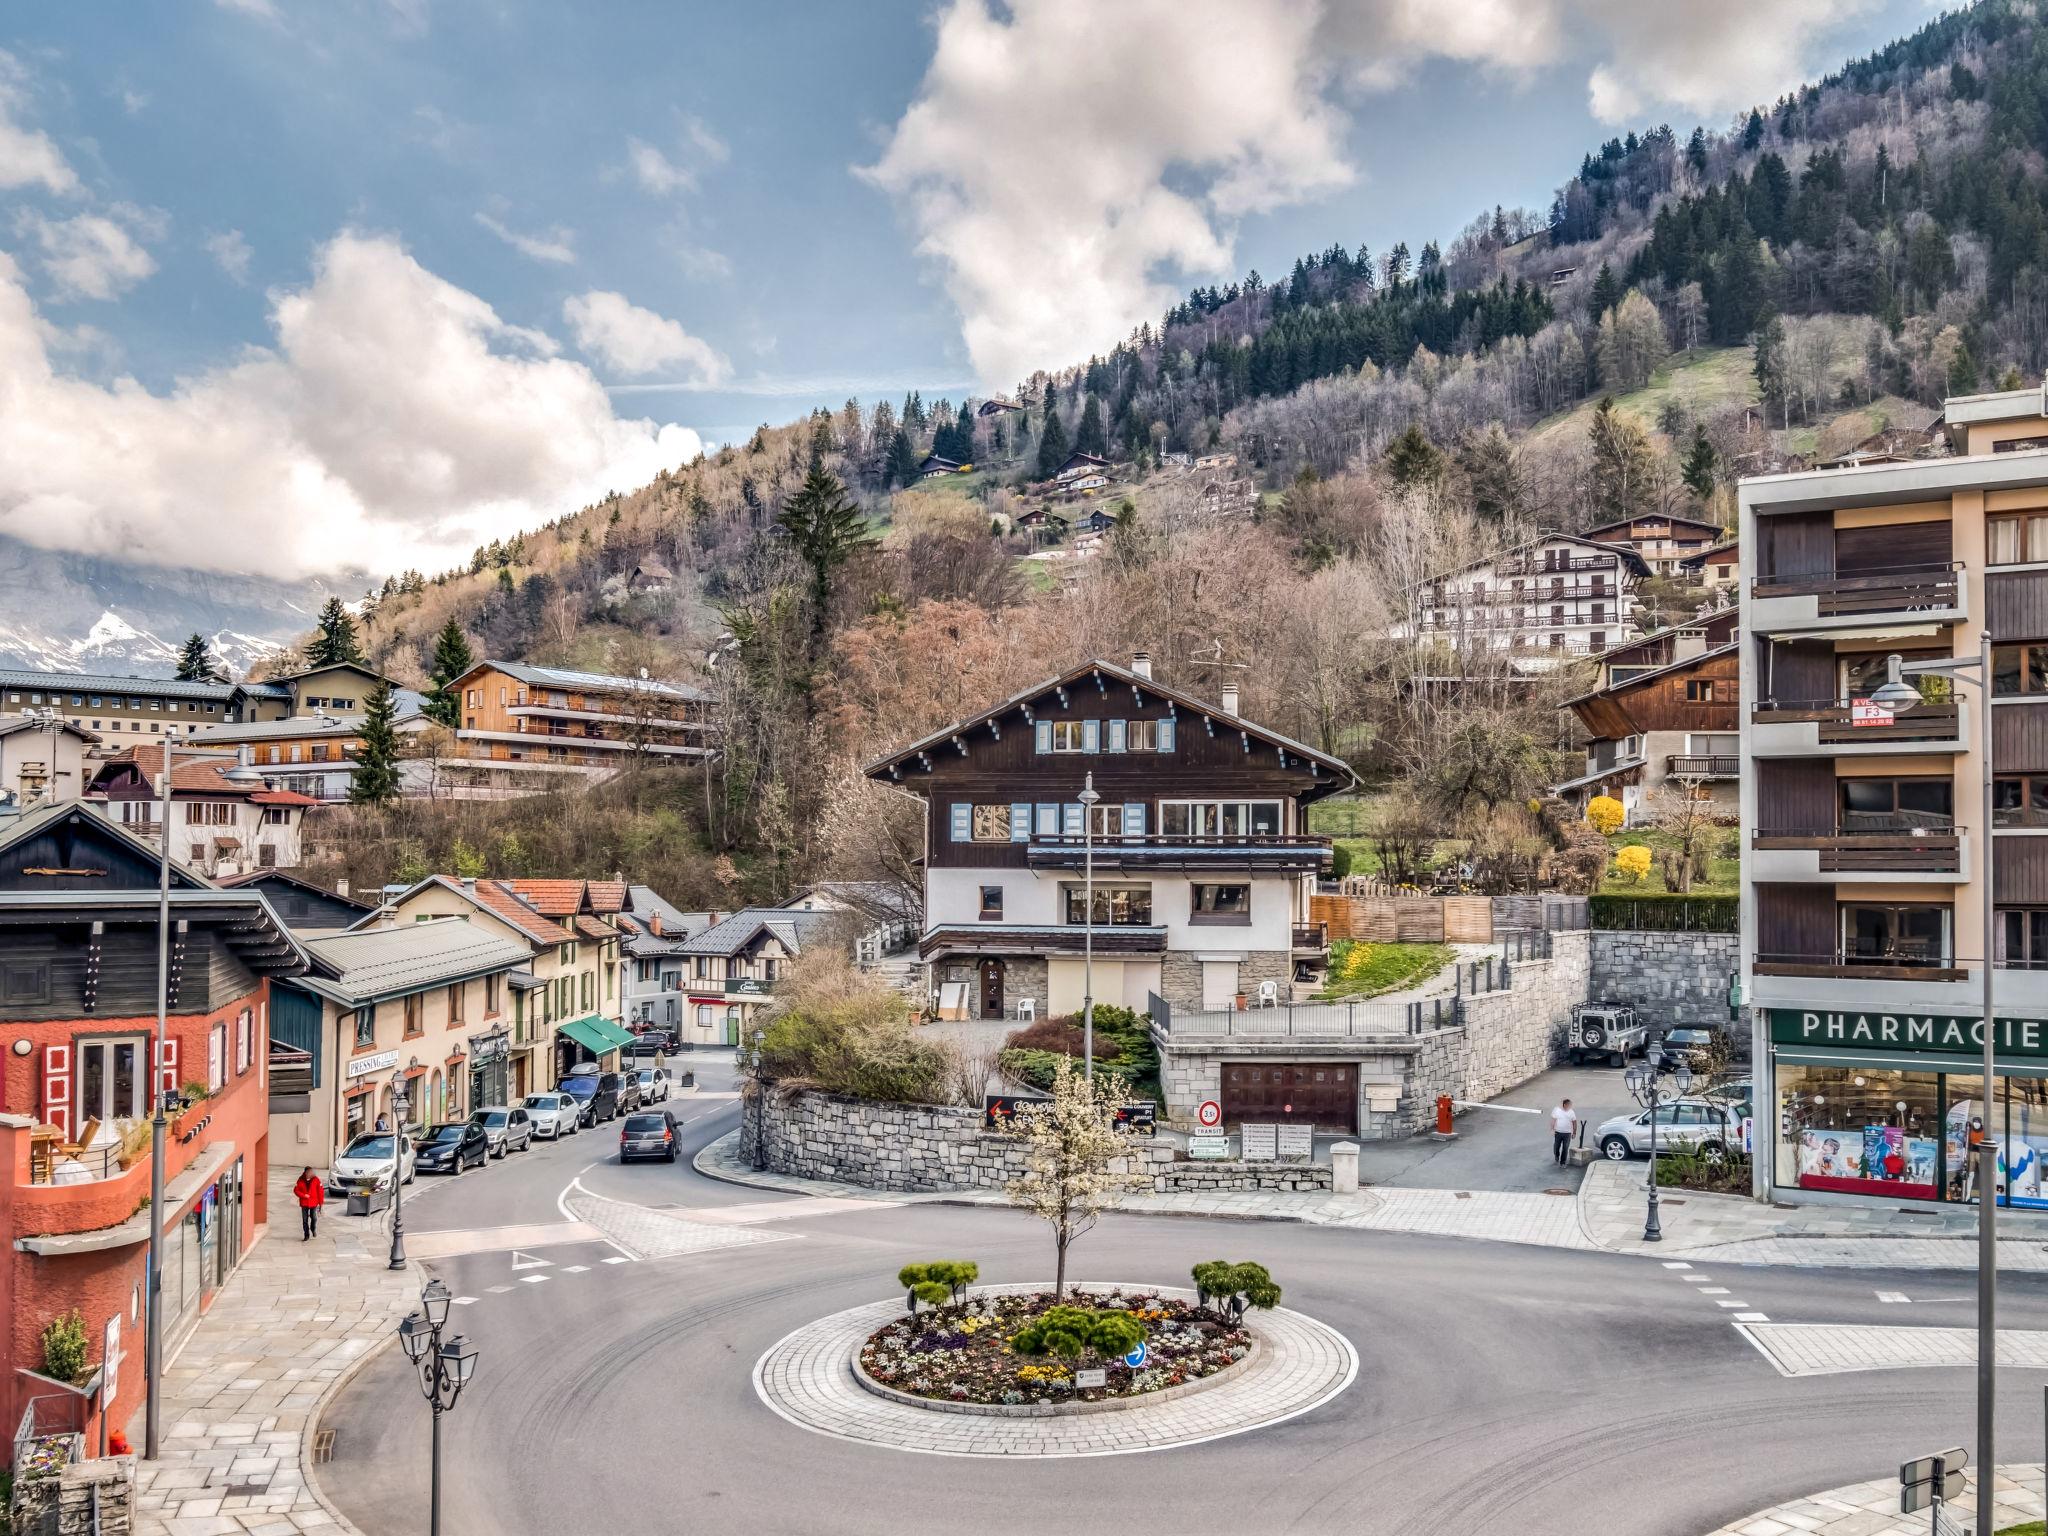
0, 50, 78, 195
1571, 0, 1882, 124
205, 229, 253, 284
0, 233, 706, 578
674, 243, 731, 281
212, 0, 281, 18
562, 289, 729, 382
627, 136, 694, 196
475, 211, 577, 264
19, 210, 159, 301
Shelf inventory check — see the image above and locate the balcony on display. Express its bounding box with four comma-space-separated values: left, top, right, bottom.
1752, 949, 1970, 984
1749, 698, 1967, 756
1750, 823, 1967, 883
1665, 754, 1738, 778
1026, 833, 1332, 874
1492, 554, 1618, 579
1291, 922, 1329, 951
1749, 561, 1964, 634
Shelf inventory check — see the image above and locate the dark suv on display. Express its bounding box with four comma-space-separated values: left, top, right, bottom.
558, 1068, 625, 1124
1652, 1028, 1721, 1073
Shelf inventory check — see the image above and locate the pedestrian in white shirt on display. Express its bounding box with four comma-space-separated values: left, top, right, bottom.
1550, 1099, 1578, 1166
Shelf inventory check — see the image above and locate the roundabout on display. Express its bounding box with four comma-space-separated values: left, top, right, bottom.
754, 1283, 1358, 1457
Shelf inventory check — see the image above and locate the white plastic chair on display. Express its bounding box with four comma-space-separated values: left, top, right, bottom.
1015, 998, 1036, 1023
1254, 980, 1280, 1008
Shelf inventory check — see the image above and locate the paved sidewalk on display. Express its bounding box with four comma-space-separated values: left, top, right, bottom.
131, 1171, 420, 1536
1706, 1462, 2044, 1535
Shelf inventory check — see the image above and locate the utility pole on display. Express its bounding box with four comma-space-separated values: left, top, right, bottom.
144, 732, 170, 1459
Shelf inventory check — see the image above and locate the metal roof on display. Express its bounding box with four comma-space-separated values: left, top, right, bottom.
677, 906, 844, 957
187, 716, 364, 742
300, 916, 531, 1005
0, 669, 236, 702
465, 659, 707, 702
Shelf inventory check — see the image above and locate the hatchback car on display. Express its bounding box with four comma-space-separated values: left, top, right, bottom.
414, 1121, 490, 1174
632, 1068, 670, 1104
619, 1110, 682, 1163
1595, 1100, 1743, 1162
471, 1106, 534, 1158
332, 1131, 415, 1193
558, 1069, 624, 1123
523, 1092, 581, 1139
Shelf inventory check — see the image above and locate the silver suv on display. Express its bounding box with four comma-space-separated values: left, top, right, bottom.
1594, 1099, 1742, 1162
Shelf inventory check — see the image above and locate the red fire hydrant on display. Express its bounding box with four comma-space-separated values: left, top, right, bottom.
1436, 1095, 1454, 1135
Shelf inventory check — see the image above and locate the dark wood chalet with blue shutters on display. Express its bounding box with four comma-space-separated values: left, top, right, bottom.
864, 655, 1355, 1024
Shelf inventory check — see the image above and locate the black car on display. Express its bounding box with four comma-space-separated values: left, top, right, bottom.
1652, 1028, 1721, 1073
619, 1110, 682, 1163
558, 1068, 625, 1123
630, 1029, 680, 1053
414, 1121, 489, 1174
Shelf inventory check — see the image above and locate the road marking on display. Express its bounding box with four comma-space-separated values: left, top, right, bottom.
509, 1250, 552, 1271
486, 1285, 513, 1294
401, 1222, 602, 1261
1700, 1287, 1730, 1295
1738, 1321, 2048, 1378
1715, 1300, 1748, 1309
1662, 1262, 1693, 1270
602, 1255, 631, 1264
451, 1297, 478, 1306
676, 1196, 901, 1226
556, 1177, 640, 1262
519, 1274, 550, 1285
1878, 1290, 1911, 1303
1682, 1274, 1712, 1283
563, 1265, 589, 1273
1734, 1312, 1770, 1323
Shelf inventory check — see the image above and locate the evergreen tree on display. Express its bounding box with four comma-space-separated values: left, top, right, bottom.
776, 461, 870, 629
1681, 425, 1719, 501
1588, 398, 1656, 520
1752, 308, 1790, 427
1036, 396, 1070, 479
424, 618, 474, 728
1741, 108, 1765, 151
1589, 262, 1620, 321
303, 597, 366, 668
348, 681, 401, 806
889, 427, 919, 487
174, 633, 227, 684
1382, 424, 1444, 487
1073, 393, 1107, 457
1685, 126, 1708, 179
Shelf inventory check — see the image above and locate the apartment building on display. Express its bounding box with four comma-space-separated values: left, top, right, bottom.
1557, 628, 1738, 819
89, 753, 318, 877
1741, 382, 2048, 1211
1583, 513, 1724, 576
0, 670, 234, 739
1406, 533, 1649, 661
443, 660, 712, 773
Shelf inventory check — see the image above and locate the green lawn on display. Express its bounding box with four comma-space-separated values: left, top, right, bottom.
1318, 940, 1454, 1000
1598, 828, 1740, 896
1527, 345, 1758, 452
1997, 1524, 2044, 1535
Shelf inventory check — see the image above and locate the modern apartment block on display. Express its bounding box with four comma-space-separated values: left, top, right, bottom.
1406, 533, 1648, 662
1740, 383, 2048, 1211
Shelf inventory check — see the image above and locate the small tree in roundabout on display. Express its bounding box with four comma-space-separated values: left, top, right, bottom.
1010, 1305, 1147, 1362
898, 1260, 979, 1316
1191, 1261, 1282, 1323
1003, 1058, 1147, 1298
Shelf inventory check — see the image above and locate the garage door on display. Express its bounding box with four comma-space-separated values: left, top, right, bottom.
1220, 1062, 1357, 1133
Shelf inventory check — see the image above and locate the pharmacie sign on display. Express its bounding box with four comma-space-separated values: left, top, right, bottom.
1770, 1008, 2048, 1060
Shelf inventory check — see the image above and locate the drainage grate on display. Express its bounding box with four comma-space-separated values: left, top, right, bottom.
312, 1428, 336, 1464
1543, 1187, 1572, 1196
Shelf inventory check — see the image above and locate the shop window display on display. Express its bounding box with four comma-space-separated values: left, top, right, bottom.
1776, 1065, 1940, 1199
1944, 1075, 2048, 1207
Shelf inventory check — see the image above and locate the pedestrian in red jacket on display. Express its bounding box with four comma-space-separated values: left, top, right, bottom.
294, 1168, 325, 1240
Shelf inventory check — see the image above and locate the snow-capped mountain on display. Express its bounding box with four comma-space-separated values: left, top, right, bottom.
0, 534, 353, 681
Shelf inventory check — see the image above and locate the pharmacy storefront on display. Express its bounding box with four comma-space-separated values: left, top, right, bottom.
1769, 1008, 2048, 1207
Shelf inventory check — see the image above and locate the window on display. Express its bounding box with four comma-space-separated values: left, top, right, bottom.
1047, 720, 1086, 752
1838, 777, 1954, 832
558, 942, 574, 966
580, 970, 593, 1010
1191, 884, 1251, 923
235, 1009, 253, 1075
1125, 718, 1160, 751
1840, 903, 1951, 966
1994, 643, 2048, 695
1994, 435, 2048, 454
264, 807, 289, 824
484, 974, 502, 1015
403, 994, 423, 1037
1999, 909, 2048, 969
1089, 804, 1125, 837
208, 1021, 227, 1092
353, 1008, 376, 1048
1776, 1064, 1939, 1199
1684, 679, 1715, 702
1064, 884, 1152, 925
1157, 800, 1283, 838
1990, 513, 2048, 565
1996, 775, 2048, 828
76, 1037, 147, 1124
970, 804, 1013, 841
979, 885, 1003, 919
466, 688, 481, 707
447, 982, 464, 1025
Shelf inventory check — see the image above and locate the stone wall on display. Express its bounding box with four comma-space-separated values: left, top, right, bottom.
736, 1090, 1330, 1194
1588, 930, 1740, 1032
930, 955, 1050, 1021
10, 1455, 134, 1536
1158, 950, 1292, 1008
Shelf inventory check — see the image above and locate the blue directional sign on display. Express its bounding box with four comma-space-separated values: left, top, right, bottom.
1124, 1342, 1147, 1369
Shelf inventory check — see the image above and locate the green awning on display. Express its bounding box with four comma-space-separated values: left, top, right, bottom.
557, 1014, 636, 1056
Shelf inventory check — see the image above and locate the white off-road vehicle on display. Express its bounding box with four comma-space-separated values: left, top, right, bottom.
1567, 1003, 1650, 1067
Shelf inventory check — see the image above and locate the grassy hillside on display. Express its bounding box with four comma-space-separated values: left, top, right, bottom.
1526, 345, 1758, 451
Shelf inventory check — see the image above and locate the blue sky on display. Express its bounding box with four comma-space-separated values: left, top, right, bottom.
0, 0, 1937, 578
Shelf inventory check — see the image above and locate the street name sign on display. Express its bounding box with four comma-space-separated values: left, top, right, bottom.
1241, 1124, 1277, 1162
1900, 1447, 1967, 1514
1188, 1134, 1230, 1160
1277, 1124, 1314, 1160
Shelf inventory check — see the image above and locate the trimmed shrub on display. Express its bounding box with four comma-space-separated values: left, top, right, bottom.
1003, 1017, 1123, 1061
1010, 1305, 1148, 1360
39, 1310, 89, 1384
1613, 845, 1652, 884
1586, 796, 1625, 835
1191, 1261, 1282, 1322
898, 1259, 980, 1311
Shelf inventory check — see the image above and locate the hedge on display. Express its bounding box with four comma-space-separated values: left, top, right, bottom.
1588, 894, 1738, 933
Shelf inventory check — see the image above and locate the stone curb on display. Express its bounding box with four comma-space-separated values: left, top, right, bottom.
1702, 1461, 2045, 1535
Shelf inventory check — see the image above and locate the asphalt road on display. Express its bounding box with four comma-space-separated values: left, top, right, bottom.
320, 1063, 2048, 1536
1349, 1064, 1643, 1191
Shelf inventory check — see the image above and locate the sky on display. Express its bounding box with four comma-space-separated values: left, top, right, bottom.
0, 0, 1940, 582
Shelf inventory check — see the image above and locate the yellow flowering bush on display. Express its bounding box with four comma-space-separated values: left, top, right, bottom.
1587, 796, 1626, 835
1613, 845, 1652, 884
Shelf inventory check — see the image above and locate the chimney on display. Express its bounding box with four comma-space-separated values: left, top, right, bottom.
1131, 651, 1152, 680
1220, 683, 1240, 717
335, 878, 350, 898
1673, 626, 1708, 663
650, 912, 663, 937
462, 877, 477, 890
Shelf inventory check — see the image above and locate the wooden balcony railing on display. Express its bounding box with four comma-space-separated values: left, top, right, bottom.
1751, 697, 1962, 744
1751, 824, 1963, 874
1750, 560, 1961, 617
1752, 949, 1969, 982
1666, 754, 1739, 776
1291, 922, 1329, 950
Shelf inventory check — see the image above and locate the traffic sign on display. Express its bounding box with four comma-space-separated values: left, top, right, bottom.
1900, 1447, 1968, 1514
1197, 1100, 1221, 1128
1900, 1448, 1967, 1487
1124, 1342, 1147, 1369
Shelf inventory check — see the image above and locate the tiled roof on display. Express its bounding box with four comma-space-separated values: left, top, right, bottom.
501, 877, 587, 915
571, 915, 613, 942
463, 880, 572, 945
586, 880, 628, 913
250, 789, 321, 807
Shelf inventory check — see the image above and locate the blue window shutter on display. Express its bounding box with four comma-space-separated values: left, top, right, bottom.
1036, 802, 1059, 836
1034, 719, 1052, 754
1158, 717, 1176, 752
1062, 802, 1083, 836
1010, 802, 1031, 842
949, 803, 971, 842
1082, 718, 1100, 753
1124, 802, 1146, 838
1106, 719, 1126, 753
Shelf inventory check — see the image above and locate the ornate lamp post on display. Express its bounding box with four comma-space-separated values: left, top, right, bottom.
1623, 1058, 1694, 1242
387, 1065, 415, 1271
396, 1278, 479, 1536
1078, 772, 1100, 1082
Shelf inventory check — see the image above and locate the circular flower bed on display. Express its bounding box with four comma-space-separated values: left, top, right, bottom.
858, 1287, 1253, 1408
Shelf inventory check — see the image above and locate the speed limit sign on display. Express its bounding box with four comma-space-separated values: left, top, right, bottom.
1197, 1100, 1221, 1128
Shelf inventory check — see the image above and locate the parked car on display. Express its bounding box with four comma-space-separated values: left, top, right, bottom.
630, 1029, 680, 1054
1651, 1028, 1722, 1074
1567, 1003, 1649, 1067
471, 1106, 534, 1158
332, 1131, 415, 1192
616, 1073, 643, 1114
558, 1068, 625, 1123
1594, 1100, 1744, 1162
414, 1121, 490, 1174
523, 1092, 581, 1139
632, 1067, 671, 1104
619, 1109, 682, 1164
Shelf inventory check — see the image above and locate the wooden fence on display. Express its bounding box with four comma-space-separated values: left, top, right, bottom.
1310, 893, 1494, 945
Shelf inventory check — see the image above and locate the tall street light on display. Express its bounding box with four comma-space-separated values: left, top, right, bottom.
1868, 640, 1996, 1536
388, 1065, 413, 1271
1078, 772, 1100, 1082
396, 1277, 479, 1536
144, 732, 170, 1460
1623, 1059, 1693, 1242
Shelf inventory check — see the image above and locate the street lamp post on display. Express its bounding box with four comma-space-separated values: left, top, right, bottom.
1623, 1060, 1694, 1243
388, 1068, 412, 1271
396, 1278, 479, 1536
1869, 641, 1996, 1536
1078, 773, 1100, 1082
144, 732, 171, 1460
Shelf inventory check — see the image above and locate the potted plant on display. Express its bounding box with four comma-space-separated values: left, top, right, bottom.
1234, 992, 1247, 1011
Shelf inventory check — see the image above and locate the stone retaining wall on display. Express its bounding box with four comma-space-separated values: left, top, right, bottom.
737, 1090, 1330, 1194
10, 1456, 134, 1536
1588, 929, 1740, 1032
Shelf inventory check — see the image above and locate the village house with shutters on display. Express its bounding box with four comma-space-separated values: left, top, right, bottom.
864, 655, 1355, 1035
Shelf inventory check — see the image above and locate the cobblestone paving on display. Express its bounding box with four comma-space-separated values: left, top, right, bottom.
1704, 1463, 2045, 1535
754, 1284, 1356, 1458
1736, 1321, 2048, 1377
